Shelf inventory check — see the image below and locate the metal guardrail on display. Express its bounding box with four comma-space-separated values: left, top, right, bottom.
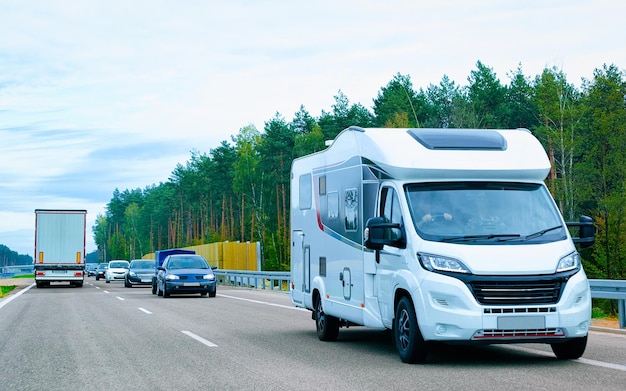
589, 279, 626, 328
214, 270, 291, 292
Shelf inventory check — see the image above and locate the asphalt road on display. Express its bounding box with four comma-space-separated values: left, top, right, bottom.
1, 278, 625, 390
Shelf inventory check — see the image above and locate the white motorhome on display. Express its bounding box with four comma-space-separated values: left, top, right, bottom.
289, 126, 595, 363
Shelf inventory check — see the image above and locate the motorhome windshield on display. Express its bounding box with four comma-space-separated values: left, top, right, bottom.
405, 182, 567, 244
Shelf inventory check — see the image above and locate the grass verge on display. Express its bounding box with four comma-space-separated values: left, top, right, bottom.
0, 285, 16, 298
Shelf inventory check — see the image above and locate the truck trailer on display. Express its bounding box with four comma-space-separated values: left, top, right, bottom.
34, 209, 87, 288
289, 126, 595, 363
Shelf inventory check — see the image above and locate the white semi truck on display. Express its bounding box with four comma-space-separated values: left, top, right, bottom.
34, 209, 87, 288
289, 126, 595, 363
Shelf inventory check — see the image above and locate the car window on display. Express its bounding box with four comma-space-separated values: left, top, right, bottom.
167, 256, 208, 269
131, 261, 154, 269
109, 261, 129, 268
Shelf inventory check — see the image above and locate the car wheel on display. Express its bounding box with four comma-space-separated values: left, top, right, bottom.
551, 336, 587, 359
157, 281, 163, 296
163, 283, 170, 298
96, 275, 99, 280
394, 296, 428, 364
106, 279, 110, 283
209, 288, 216, 298
315, 294, 339, 341
124, 279, 131, 288
151, 282, 157, 295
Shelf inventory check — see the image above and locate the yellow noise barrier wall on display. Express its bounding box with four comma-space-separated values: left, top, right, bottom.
143, 241, 259, 271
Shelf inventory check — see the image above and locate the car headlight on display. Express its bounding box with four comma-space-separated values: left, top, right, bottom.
557, 252, 580, 272
165, 274, 180, 280
129, 271, 137, 277
418, 253, 471, 274
203, 274, 215, 280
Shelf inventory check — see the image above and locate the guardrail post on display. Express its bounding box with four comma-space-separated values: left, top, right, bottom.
619, 299, 625, 329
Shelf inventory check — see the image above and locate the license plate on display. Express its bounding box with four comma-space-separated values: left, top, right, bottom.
183, 282, 200, 287
498, 316, 545, 330
141, 279, 151, 283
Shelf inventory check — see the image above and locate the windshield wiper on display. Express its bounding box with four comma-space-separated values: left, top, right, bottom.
524, 225, 562, 240
440, 234, 521, 243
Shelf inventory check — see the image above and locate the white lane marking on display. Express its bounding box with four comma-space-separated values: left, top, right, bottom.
95, 287, 101, 290
505, 345, 626, 372
116, 296, 125, 301
138, 307, 152, 314
103, 290, 109, 293
218, 294, 308, 312
181, 330, 217, 347
0, 283, 35, 310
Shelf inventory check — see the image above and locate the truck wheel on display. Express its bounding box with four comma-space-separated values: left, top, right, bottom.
315, 295, 339, 341
394, 296, 428, 363
551, 336, 587, 359
36, 281, 43, 288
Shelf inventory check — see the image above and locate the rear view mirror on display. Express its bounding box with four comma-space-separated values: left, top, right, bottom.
364, 217, 406, 250
566, 215, 595, 249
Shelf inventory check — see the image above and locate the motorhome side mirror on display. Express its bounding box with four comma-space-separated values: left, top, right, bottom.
566, 215, 595, 249
364, 217, 406, 250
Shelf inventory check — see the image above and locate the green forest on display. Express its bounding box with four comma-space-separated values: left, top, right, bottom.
93, 61, 626, 281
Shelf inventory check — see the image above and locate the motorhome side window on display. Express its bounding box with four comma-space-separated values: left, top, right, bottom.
299, 174, 312, 210
380, 187, 403, 241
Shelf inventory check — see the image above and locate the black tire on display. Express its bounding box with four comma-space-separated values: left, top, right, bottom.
157, 281, 163, 296
95, 275, 99, 281
551, 336, 587, 359
124, 279, 131, 288
151, 282, 157, 295
200, 291, 208, 297
106, 279, 110, 283
162, 283, 170, 298
315, 294, 339, 341
394, 296, 428, 364
209, 288, 216, 298
36, 281, 43, 288
76, 282, 83, 287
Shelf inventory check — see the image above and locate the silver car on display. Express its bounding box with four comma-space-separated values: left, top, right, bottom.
105, 260, 130, 283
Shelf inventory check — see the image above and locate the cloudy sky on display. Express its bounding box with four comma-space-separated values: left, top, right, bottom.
1, 0, 625, 257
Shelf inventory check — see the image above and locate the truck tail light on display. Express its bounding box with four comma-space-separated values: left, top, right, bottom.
74, 271, 83, 277
36, 271, 45, 276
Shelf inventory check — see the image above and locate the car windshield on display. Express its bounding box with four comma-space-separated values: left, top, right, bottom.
405, 182, 567, 244
130, 261, 154, 269
167, 257, 208, 269
109, 262, 129, 268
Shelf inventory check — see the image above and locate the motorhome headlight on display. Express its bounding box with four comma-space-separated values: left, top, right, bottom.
418, 253, 470, 274
557, 252, 580, 272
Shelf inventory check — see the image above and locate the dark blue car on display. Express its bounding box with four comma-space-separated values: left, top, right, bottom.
156, 254, 217, 298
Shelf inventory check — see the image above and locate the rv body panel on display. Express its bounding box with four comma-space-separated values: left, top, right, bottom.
290, 127, 593, 362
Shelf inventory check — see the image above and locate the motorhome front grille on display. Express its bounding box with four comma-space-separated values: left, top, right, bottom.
469, 280, 564, 305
